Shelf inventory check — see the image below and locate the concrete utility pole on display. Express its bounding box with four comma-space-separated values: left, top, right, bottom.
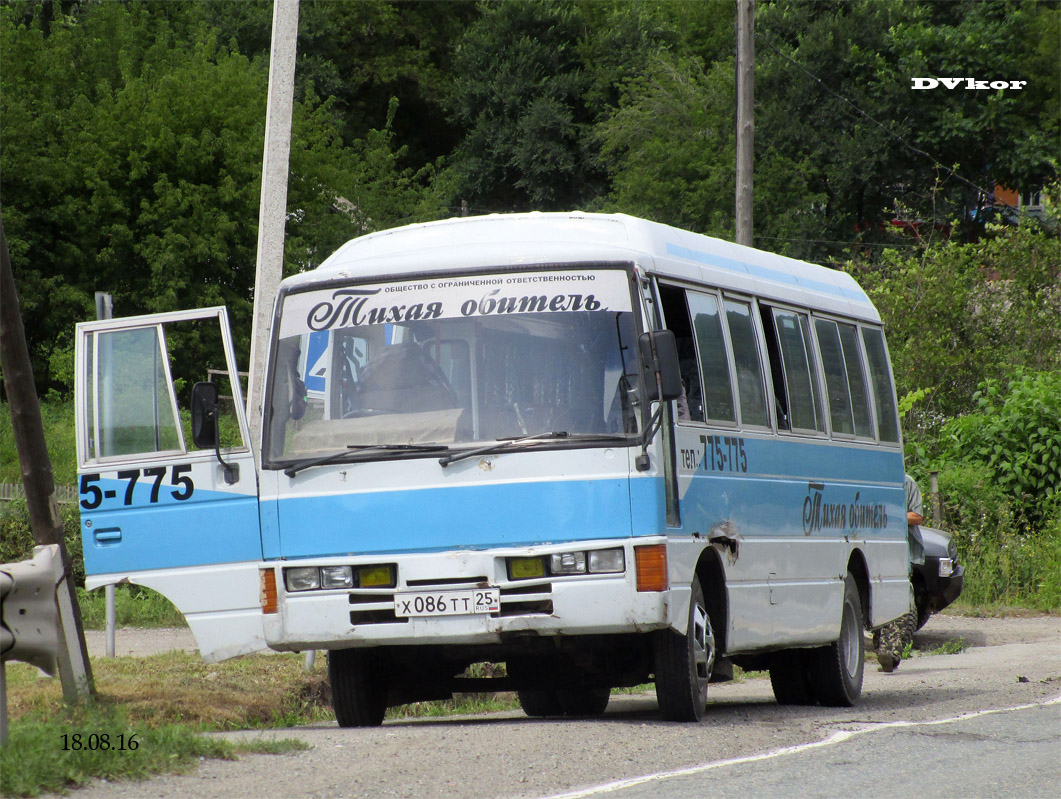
246, 0, 300, 459
0, 216, 94, 703
735, 0, 755, 247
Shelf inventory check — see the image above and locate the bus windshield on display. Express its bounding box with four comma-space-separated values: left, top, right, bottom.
264, 268, 642, 464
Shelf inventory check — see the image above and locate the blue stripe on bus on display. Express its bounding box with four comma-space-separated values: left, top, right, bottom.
665, 243, 871, 304
672, 435, 907, 540
266, 477, 657, 559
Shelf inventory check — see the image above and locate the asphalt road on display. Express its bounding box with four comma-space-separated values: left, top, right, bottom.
547, 701, 1061, 799
67, 614, 1061, 799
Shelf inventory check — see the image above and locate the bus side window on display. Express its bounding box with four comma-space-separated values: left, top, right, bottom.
658, 284, 704, 422
814, 318, 855, 436
758, 307, 790, 430
837, 322, 874, 438
861, 326, 901, 443
687, 291, 736, 424
724, 299, 769, 428
767, 307, 825, 434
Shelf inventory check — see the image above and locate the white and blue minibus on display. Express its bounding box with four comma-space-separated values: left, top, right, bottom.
74, 212, 909, 724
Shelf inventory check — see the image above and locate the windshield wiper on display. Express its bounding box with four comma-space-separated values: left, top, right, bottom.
284, 443, 451, 477
438, 431, 633, 468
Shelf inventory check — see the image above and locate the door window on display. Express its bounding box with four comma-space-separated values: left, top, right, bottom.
81, 314, 248, 464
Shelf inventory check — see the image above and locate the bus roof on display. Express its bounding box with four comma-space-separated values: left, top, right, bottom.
287, 212, 880, 324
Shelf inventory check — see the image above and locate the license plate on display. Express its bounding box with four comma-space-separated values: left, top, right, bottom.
394, 588, 500, 617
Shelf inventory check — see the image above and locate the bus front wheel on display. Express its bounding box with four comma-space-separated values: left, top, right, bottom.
655, 575, 714, 722
329, 648, 387, 727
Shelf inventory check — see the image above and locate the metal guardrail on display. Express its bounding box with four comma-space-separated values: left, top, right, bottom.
0, 484, 79, 505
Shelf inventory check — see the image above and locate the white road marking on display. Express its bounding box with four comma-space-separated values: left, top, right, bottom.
536, 695, 1061, 799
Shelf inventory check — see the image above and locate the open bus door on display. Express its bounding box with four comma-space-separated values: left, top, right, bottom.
74, 307, 265, 661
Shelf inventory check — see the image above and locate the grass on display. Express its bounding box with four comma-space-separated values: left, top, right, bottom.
2, 651, 324, 797
0, 703, 310, 799
5, 650, 524, 729
919, 637, 967, 656
0, 400, 79, 487
4, 652, 333, 731
75, 586, 187, 629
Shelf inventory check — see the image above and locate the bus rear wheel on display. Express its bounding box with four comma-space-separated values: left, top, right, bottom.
329, 648, 387, 727
518, 685, 610, 717
810, 573, 864, 707
557, 685, 611, 716
517, 689, 564, 717
655, 575, 714, 722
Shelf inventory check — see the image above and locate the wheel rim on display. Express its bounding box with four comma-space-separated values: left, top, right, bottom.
840, 599, 859, 678
692, 601, 715, 684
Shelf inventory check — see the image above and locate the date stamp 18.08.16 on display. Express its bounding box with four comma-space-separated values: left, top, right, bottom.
60, 733, 139, 751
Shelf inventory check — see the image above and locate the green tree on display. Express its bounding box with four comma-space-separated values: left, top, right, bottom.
845, 223, 1061, 427
444, 0, 598, 212
205, 0, 477, 168
754, 0, 1060, 260
596, 52, 736, 236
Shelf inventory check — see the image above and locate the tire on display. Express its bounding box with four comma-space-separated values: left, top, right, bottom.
655, 575, 714, 722
769, 650, 816, 705
557, 685, 611, 716
328, 649, 387, 727
811, 573, 864, 707
517, 688, 565, 717
915, 594, 932, 631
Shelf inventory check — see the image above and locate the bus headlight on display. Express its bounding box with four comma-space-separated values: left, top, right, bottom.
588, 548, 625, 574
285, 567, 321, 592
550, 552, 587, 575
321, 566, 354, 589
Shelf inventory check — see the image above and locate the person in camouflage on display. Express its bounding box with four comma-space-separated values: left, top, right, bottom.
876, 474, 925, 672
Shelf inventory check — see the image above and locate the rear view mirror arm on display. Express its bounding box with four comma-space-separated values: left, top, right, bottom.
191, 381, 239, 484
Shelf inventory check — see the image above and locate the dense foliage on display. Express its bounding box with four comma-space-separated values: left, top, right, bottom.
847, 225, 1061, 610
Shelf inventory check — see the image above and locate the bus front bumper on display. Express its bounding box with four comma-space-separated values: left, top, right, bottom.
262, 539, 674, 651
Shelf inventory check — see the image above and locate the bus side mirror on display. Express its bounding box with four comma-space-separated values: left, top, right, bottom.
191, 381, 219, 449
639, 330, 682, 402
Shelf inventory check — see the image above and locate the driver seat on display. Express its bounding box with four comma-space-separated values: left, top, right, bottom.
357, 343, 458, 413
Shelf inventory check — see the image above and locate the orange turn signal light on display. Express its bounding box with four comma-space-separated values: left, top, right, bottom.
634, 543, 668, 592
260, 568, 278, 614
